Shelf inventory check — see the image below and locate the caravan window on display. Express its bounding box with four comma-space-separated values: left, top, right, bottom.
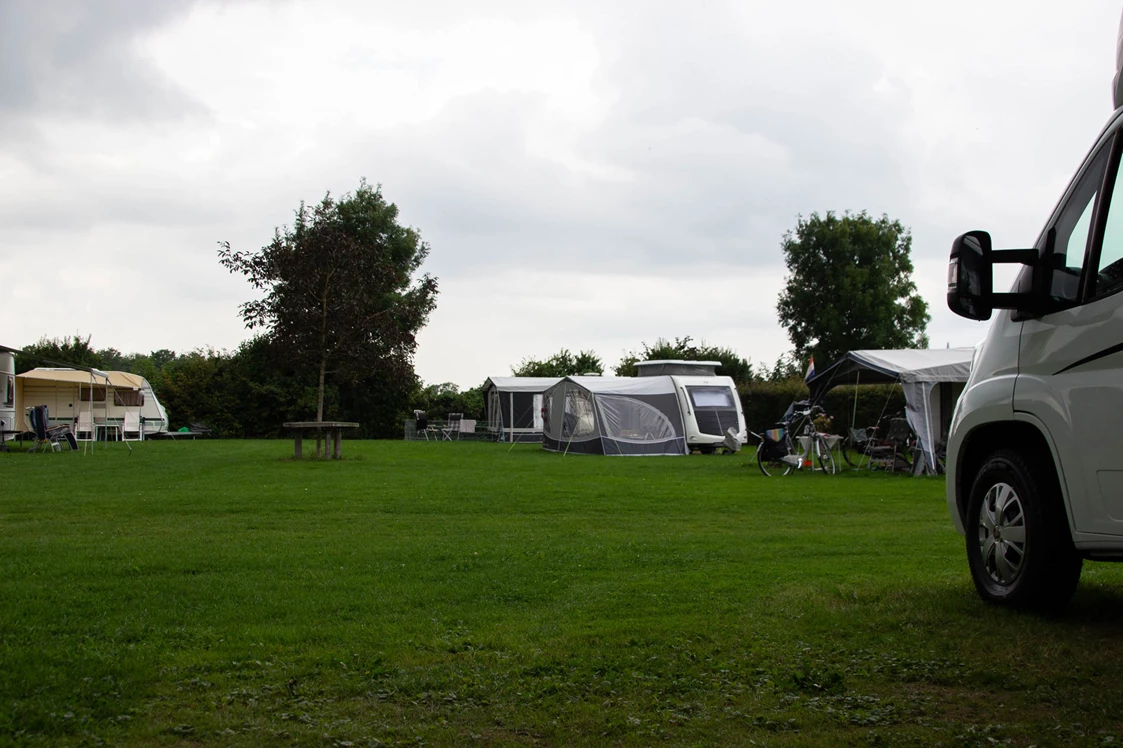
114, 389, 144, 407
79, 386, 107, 402
688, 386, 734, 408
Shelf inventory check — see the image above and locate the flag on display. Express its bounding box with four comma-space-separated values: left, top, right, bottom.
804, 356, 815, 382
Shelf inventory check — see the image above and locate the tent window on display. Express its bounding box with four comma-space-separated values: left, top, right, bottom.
563, 389, 596, 438
79, 386, 107, 402
688, 386, 734, 408
598, 395, 677, 441
114, 389, 144, 407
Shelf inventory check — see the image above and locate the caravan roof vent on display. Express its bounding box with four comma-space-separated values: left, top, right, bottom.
634, 360, 720, 377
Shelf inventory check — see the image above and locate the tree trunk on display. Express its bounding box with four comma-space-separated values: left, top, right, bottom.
316, 278, 331, 457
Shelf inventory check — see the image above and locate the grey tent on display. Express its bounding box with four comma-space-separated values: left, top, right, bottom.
806, 348, 974, 475
483, 377, 561, 442
542, 376, 688, 456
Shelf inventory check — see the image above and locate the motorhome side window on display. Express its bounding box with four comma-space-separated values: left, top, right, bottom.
1050, 144, 1110, 302
1090, 144, 1123, 300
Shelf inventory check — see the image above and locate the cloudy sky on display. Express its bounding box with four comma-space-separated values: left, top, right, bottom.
2, 0, 1119, 388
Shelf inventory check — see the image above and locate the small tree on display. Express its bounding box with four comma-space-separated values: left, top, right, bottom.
512, 349, 603, 377
219, 181, 438, 435
776, 211, 929, 367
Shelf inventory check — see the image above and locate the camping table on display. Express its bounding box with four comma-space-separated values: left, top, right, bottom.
283, 421, 359, 459
95, 423, 121, 442
149, 431, 202, 440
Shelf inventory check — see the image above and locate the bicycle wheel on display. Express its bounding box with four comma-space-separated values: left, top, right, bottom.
815, 435, 836, 474
843, 437, 872, 470
757, 441, 794, 476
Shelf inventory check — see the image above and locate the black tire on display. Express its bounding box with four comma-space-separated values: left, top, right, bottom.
757, 443, 793, 476
964, 448, 1082, 612
842, 438, 871, 470
696, 445, 716, 455
815, 436, 836, 474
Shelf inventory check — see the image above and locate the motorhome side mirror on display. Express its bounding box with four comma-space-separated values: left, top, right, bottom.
947, 230, 994, 321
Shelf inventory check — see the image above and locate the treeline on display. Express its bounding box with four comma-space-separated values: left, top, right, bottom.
16, 335, 468, 438
16, 335, 906, 439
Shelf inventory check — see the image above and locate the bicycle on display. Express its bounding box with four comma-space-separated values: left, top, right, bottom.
754, 401, 837, 476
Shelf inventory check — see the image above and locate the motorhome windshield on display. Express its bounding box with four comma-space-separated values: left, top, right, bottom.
688, 386, 734, 408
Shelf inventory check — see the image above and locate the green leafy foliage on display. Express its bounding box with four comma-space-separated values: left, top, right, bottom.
511, 349, 603, 377
738, 379, 907, 435
411, 382, 485, 422
776, 211, 930, 366
614, 336, 755, 384
14, 334, 425, 438
218, 180, 438, 423
16, 335, 102, 373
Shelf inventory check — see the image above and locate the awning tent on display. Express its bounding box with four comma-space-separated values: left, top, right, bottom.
542, 376, 688, 456
483, 377, 561, 442
15, 368, 169, 435
806, 348, 975, 474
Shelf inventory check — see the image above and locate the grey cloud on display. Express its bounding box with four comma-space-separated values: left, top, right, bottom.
0, 0, 206, 124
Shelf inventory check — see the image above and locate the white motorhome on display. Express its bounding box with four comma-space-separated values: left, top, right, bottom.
634, 361, 746, 453
944, 10, 1123, 610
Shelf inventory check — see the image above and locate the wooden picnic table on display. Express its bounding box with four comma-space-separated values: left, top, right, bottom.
283, 421, 359, 459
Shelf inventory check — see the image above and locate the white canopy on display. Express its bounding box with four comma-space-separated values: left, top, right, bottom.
483, 377, 562, 392
565, 375, 677, 395
807, 348, 975, 475
807, 348, 974, 391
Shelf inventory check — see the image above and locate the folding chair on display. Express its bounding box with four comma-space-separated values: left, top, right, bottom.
75, 410, 95, 442
27, 405, 75, 453
414, 410, 431, 441
123, 411, 144, 442
884, 418, 914, 472
443, 413, 463, 441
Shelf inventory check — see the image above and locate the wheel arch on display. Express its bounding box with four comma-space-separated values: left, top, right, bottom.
954, 419, 1070, 531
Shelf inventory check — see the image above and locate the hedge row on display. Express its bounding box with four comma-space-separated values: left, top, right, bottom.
736, 379, 907, 437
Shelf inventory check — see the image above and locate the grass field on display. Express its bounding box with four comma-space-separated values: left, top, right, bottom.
3, 440, 1123, 746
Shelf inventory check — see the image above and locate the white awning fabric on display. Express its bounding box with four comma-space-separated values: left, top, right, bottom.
17, 369, 147, 389
483, 377, 563, 393
807, 348, 975, 476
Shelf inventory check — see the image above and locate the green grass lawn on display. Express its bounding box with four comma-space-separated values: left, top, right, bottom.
2, 440, 1123, 746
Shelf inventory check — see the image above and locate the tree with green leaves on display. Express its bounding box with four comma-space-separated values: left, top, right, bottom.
614, 336, 755, 385
512, 349, 603, 377
776, 211, 929, 368
16, 335, 102, 373
219, 181, 438, 431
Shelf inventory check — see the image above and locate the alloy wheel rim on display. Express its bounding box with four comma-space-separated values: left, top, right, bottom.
977, 481, 1027, 585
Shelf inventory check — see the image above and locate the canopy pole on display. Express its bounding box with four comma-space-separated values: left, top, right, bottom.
851, 371, 860, 431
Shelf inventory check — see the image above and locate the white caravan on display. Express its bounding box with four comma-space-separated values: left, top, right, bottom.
944, 9, 1123, 610
0, 351, 14, 440
15, 368, 170, 437
634, 361, 746, 453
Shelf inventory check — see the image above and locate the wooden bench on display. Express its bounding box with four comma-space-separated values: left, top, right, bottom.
283, 421, 359, 459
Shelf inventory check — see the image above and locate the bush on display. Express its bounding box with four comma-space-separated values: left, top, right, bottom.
738, 379, 907, 435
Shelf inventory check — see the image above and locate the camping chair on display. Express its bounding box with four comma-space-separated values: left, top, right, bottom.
122, 411, 144, 442
883, 418, 914, 472
442, 413, 463, 441
414, 410, 433, 441
75, 411, 94, 442
857, 415, 911, 469
27, 405, 75, 453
